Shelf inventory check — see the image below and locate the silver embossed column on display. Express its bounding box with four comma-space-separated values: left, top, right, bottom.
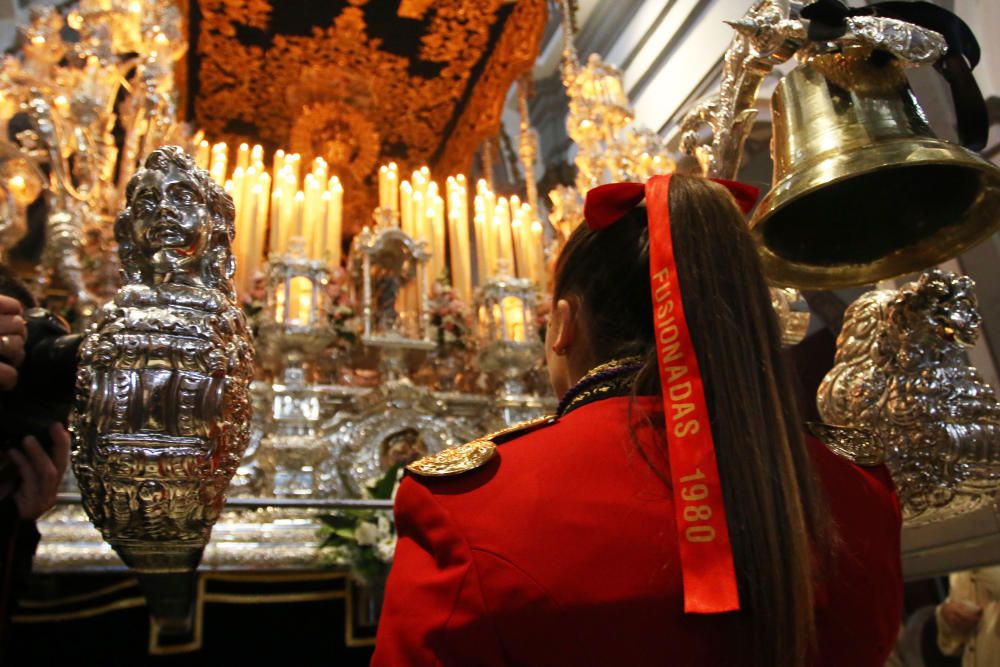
71, 146, 254, 634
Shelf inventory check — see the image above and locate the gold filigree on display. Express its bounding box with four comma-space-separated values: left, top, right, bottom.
193, 0, 547, 216
287, 101, 381, 184
406, 415, 555, 477
437, 0, 548, 176
399, 0, 435, 21
407, 439, 497, 477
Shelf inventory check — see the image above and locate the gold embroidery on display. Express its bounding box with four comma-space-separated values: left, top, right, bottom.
561, 356, 644, 415
407, 415, 555, 477
406, 439, 497, 477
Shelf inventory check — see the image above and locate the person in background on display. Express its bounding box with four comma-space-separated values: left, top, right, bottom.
937, 566, 1000, 667
0, 276, 71, 651
372, 174, 902, 666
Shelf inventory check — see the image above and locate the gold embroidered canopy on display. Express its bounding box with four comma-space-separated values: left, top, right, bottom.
189, 0, 547, 200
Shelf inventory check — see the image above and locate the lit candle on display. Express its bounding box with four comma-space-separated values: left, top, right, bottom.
288, 153, 302, 191
209, 143, 228, 186
288, 276, 312, 326
503, 296, 526, 342
425, 180, 440, 244
230, 166, 246, 292
448, 175, 472, 301
511, 209, 528, 280
247, 181, 267, 285
303, 173, 319, 258
269, 187, 283, 256
480, 180, 497, 276
412, 169, 427, 229
293, 190, 305, 242
272, 149, 285, 181
235, 143, 250, 173
432, 194, 446, 284
279, 171, 294, 249
474, 189, 493, 280
378, 165, 388, 209
473, 208, 488, 286
318, 191, 330, 263
230, 167, 245, 215
241, 185, 260, 295
412, 191, 424, 242
195, 140, 210, 170
400, 181, 413, 236
386, 162, 399, 213
327, 177, 343, 266
494, 198, 514, 276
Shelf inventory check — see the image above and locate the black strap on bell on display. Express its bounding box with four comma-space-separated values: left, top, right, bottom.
801, 0, 988, 151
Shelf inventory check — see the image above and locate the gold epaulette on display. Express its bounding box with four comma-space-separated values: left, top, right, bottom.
807, 422, 886, 467
406, 415, 557, 478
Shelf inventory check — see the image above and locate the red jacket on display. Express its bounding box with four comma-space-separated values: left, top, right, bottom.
372, 396, 902, 666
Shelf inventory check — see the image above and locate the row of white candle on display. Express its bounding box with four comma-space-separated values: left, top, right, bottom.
472, 182, 546, 290
194, 141, 344, 296
377, 165, 548, 306
192, 141, 549, 305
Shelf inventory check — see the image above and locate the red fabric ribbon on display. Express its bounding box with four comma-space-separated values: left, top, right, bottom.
584, 175, 756, 614
583, 178, 759, 230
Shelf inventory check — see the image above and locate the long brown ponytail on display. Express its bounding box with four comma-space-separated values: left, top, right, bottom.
553, 174, 833, 666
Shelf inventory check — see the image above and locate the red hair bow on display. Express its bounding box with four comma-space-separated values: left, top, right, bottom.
583, 178, 759, 230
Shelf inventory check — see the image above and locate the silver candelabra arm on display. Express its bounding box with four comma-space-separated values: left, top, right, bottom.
679, 0, 804, 179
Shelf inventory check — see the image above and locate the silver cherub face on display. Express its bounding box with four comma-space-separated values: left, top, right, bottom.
115, 146, 237, 299
129, 160, 212, 278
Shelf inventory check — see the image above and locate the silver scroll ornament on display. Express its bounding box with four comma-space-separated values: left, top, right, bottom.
817, 270, 1000, 524
71, 146, 254, 633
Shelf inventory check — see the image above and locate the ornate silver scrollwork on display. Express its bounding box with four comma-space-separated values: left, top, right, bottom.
71, 146, 254, 630
818, 270, 1000, 524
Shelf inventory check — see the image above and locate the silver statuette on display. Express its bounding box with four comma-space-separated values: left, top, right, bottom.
818, 270, 1000, 524
71, 146, 255, 634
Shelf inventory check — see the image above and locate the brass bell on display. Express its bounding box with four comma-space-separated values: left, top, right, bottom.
751, 52, 1000, 289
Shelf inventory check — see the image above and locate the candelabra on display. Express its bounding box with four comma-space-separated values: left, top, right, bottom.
0, 2, 187, 314
548, 0, 676, 238
477, 264, 545, 423
352, 207, 437, 381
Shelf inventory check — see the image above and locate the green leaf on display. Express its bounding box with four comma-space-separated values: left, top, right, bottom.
368, 464, 402, 500
320, 532, 350, 548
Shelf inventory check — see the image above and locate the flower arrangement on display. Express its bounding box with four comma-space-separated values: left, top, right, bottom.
325, 266, 360, 350
429, 279, 475, 352
240, 271, 268, 336
318, 465, 402, 586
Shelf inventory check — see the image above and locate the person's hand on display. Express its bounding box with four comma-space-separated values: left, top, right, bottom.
939, 599, 983, 635
0, 294, 26, 389
7, 423, 70, 520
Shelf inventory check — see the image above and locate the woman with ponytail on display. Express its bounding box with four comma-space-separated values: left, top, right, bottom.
372, 174, 902, 666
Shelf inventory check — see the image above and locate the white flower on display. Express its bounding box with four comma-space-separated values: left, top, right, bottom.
354, 521, 378, 546
374, 534, 397, 563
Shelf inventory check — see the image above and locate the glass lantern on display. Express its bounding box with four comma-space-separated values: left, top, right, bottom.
350, 218, 435, 381
477, 272, 542, 400
257, 242, 335, 384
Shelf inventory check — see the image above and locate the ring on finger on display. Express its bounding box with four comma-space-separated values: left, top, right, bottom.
0, 334, 9, 353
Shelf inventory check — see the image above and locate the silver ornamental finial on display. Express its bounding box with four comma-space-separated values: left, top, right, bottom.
71, 146, 254, 634
817, 270, 1000, 523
